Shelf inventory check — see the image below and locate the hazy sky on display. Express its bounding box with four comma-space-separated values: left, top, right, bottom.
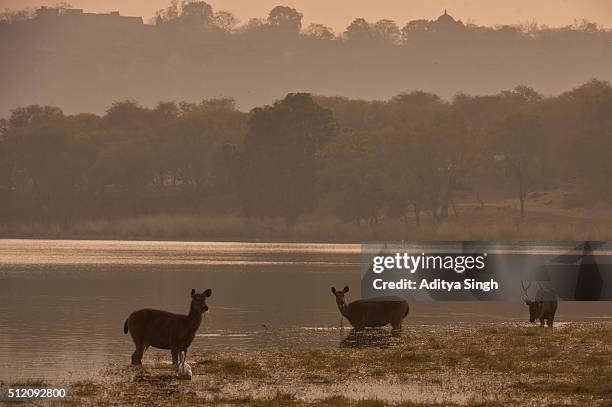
1, 0, 611, 30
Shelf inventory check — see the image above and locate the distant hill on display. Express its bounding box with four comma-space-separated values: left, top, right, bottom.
1, 5, 611, 116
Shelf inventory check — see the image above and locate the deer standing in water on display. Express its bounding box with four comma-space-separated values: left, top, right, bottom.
331, 286, 409, 331
123, 288, 212, 365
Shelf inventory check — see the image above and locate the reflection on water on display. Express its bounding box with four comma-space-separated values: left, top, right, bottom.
0, 239, 611, 380
0, 239, 360, 266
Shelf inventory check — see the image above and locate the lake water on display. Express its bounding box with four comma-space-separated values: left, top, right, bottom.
0, 239, 610, 381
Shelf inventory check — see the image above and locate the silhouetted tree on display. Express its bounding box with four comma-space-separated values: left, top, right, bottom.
401, 19, 431, 43
181, 1, 213, 21
344, 18, 372, 41
319, 130, 385, 224
303, 24, 335, 40
267, 6, 302, 34
1, 105, 92, 220
213, 11, 238, 32
241, 93, 337, 224
372, 19, 401, 44
496, 114, 545, 218
103, 100, 151, 131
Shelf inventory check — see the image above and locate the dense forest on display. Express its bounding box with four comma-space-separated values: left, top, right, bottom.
1, 1, 611, 116
1, 79, 611, 227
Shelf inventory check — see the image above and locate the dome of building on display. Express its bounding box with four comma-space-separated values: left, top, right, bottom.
436, 10, 456, 24
433, 9, 463, 30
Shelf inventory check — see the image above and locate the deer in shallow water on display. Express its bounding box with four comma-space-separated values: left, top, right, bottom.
123, 288, 212, 365
331, 286, 409, 331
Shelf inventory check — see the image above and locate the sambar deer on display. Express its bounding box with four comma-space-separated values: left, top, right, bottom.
522, 281, 557, 327
331, 286, 409, 331
123, 288, 212, 365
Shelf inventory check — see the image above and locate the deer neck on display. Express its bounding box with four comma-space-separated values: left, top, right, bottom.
337, 301, 349, 319
187, 303, 203, 331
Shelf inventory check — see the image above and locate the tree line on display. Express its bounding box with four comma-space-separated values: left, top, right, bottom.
1, 1, 610, 117
1, 79, 611, 225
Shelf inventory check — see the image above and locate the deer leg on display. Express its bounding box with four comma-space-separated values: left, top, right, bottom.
539, 317, 545, 327
547, 318, 554, 328
131, 342, 146, 365
171, 349, 179, 365
391, 319, 402, 333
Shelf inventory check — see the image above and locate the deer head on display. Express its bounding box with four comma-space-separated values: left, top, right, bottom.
331, 286, 350, 315
190, 288, 212, 313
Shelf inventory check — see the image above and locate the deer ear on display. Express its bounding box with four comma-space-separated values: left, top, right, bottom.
331, 287, 336, 294
203, 288, 212, 298
343, 286, 349, 293
524, 300, 531, 305
191, 289, 196, 297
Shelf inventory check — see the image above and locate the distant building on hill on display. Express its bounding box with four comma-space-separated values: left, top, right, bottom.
34, 6, 144, 27
432, 10, 465, 31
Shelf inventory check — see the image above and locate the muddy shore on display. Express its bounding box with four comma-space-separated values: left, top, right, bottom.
3, 323, 611, 406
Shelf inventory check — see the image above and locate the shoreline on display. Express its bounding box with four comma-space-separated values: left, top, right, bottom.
4, 323, 611, 406
3, 204, 612, 243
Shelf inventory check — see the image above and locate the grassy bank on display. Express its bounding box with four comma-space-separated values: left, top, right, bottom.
6, 323, 611, 406
2, 205, 612, 242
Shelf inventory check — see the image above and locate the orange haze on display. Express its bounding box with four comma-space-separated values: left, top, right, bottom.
1, 0, 611, 30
